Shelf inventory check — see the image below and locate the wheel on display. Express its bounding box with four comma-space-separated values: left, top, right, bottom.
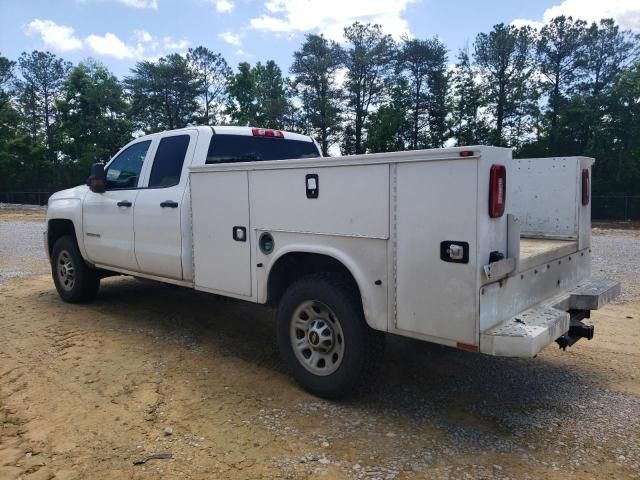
51, 235, 100, 303
276, 273, 385, 399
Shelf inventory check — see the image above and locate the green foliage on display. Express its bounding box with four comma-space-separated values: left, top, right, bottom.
398, 37, 449, 148
227, 60, 289, 129
291, 34, 344, 155
14, 51, 71, 158
366, 78, 411, 153
603, 61, 640, 193
57, 60, 132, 181
254, 60, 289, 129
187, 46, 232, 125
450, 47, 490, 145
474, 23, 538, 147
227, 62, 256, 125
536, 16, 586, 152
125, 53, 201, 132
343, 22, 396, 154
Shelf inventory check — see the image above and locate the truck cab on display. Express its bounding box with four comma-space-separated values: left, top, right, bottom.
47, 126, 320, 284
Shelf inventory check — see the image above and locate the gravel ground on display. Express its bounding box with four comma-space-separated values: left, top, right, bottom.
0, 210, 639, 479
592, 228, 640, 303
0, 217, 48, 283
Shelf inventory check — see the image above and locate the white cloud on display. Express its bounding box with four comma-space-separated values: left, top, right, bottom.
215, 0, 234, 13
219, 31, 242, 46
85, 30, 188, 60
86, 32, 140, 59
249, 0, 414, 41
512, 0, 640, 31
24, 19, 83, 51
163, 37, 189, 50
116, 0, 158, 9
134, 29, 153, 43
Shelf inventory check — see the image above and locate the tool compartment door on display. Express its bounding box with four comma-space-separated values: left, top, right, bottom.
191, 170, 252, 298
394, 159, 478, 345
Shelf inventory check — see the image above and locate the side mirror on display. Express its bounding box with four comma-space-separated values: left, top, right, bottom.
88, 163, 106, 193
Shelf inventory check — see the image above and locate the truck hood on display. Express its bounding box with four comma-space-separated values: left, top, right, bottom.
48, 185, 89, 203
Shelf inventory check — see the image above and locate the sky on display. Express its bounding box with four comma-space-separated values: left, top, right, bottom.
1, 0, 640, 78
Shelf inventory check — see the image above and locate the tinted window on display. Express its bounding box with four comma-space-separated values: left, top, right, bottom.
206, 134, 320, 164
149, 135, 190, 187
105, 140, 151, 190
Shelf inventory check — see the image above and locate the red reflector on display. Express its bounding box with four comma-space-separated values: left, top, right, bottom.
489, 164, 506, 218
582, 169, 590, 205
456, 342, 479, 352
459, 150, 474, 157
252, 128, 284, 138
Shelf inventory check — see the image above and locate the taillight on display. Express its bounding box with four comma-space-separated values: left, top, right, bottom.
582, 169, 590, 205
252, 128, 284, 138
489, 164, 506, 218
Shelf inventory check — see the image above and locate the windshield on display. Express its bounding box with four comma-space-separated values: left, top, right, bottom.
206, 134, 320, 164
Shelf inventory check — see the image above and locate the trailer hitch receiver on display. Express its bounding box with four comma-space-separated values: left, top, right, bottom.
556, 313, 594, 351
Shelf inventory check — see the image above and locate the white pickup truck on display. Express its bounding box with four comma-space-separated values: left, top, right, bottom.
45, 126, 620, 398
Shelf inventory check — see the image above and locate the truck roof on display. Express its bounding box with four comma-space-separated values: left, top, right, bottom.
143, 126, 315, 144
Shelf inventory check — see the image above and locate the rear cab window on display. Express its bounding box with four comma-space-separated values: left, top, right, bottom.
206, 134, 320, 164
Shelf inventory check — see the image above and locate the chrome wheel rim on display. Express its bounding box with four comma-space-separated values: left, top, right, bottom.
290, 300, 345, 376
56, 250, 75, 291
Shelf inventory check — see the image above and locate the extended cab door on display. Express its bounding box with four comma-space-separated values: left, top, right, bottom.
133, 130, 197, 280
83, 139, 153, 270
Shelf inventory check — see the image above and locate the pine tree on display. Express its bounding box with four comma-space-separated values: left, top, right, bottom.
291, 34, 344, 155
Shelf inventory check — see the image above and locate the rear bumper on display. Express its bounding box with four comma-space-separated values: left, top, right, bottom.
480, 278, 620, 357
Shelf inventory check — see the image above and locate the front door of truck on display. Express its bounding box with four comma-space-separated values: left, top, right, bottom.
83, 139, 153, 271
133, 130, 197, 280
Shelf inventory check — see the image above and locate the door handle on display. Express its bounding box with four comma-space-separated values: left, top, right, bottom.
160, 200, 179, 208
117, 200, 132, 207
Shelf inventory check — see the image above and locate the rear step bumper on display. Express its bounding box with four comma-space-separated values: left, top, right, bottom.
480, 278, 620, 357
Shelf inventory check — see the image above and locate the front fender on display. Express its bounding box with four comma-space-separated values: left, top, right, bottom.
46, 187, 89, 261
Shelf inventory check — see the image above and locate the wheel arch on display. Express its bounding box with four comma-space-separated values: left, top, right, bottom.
265, 246, 376, 327
47, 218, 78, 257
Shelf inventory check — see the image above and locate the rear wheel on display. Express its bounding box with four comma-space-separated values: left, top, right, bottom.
51, 235, 100, 303
276, 273, 384, 399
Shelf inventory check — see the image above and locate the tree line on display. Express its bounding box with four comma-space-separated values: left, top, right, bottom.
0, 16, 639, 196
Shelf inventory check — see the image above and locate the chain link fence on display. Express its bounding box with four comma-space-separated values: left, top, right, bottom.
0, 192, 52, 206
592, 196, 640, 221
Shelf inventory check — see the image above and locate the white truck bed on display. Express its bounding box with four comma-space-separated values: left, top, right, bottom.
189, 146, 616, 358
519, 238, 577, 271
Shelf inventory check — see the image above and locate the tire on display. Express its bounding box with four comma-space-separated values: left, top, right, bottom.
51, 235, 100, 303
276, 273, 385, 399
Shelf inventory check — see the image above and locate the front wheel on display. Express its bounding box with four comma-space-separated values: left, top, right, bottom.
276, 273, 385, 399
51, 235, 100, 303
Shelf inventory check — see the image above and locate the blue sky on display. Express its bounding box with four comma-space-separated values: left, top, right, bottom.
1, 0, 639, 78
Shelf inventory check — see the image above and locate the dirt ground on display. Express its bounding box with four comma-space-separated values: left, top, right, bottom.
1, 210, 639, 480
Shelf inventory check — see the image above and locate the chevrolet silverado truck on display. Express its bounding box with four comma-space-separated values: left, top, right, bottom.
45, 126, 620, 398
